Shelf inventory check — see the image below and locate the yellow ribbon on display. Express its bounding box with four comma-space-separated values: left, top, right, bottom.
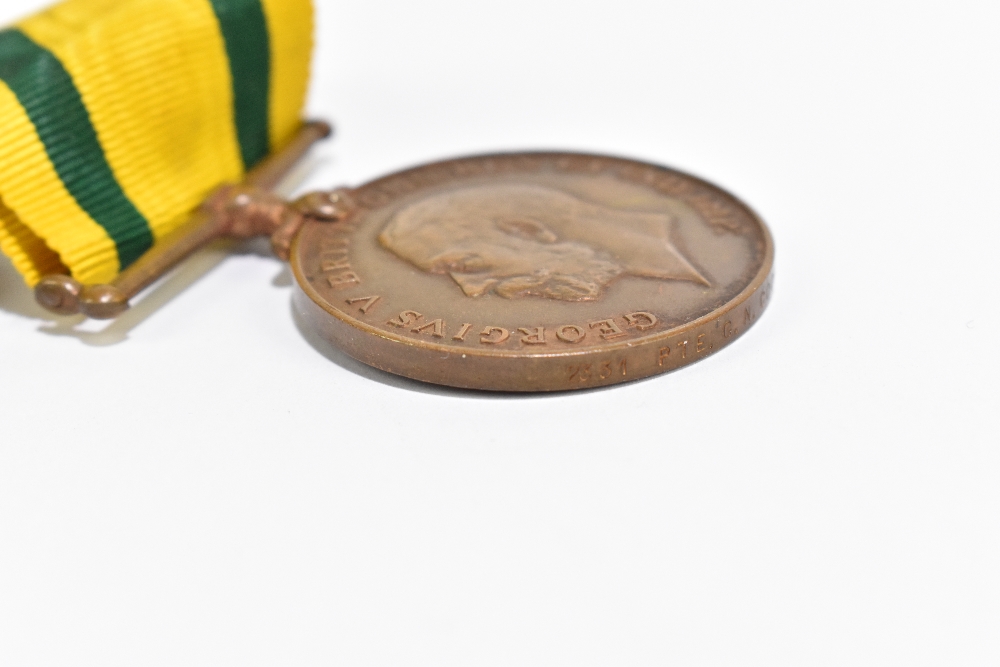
0, 0, 313, 286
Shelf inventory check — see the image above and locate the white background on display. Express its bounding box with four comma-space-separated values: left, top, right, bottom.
1, 1, 998, 665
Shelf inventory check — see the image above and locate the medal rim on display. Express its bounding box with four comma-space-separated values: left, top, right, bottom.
290, 151, 774, 389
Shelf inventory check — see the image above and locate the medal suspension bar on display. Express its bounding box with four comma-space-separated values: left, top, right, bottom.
33, 120, 352, 319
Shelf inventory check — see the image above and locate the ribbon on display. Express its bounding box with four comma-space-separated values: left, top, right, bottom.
0, 0, 313, 286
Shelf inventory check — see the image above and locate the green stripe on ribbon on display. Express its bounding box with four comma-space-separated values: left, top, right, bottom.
0, 28, 153, 269
208, 0, 271, 170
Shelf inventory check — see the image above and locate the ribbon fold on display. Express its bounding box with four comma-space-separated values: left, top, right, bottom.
0, 0, 313, 286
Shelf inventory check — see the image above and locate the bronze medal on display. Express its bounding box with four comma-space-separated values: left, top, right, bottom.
292, 152, 773, 391
32, 126, 772, 392
6, 2, 772, 392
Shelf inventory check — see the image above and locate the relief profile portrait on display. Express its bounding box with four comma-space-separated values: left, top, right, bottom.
378, 183, 710, 302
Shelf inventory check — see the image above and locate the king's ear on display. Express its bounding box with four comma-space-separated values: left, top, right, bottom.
449, 272, 498, 297
494, 217, 558, 243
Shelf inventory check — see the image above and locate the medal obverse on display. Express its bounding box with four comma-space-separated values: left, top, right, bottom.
5, 2, 772, 392
292, 152, 773, 391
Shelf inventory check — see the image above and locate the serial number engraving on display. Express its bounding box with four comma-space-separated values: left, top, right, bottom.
567, 359, 628, 384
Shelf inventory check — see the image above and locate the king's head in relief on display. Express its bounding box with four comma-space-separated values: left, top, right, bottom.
2, 1, 772, 392
291, 153, 774, 391
378, 183, 709, 302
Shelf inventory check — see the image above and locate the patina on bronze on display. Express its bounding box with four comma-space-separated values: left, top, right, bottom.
292, 153, 773, 391
34, 142, 773, 392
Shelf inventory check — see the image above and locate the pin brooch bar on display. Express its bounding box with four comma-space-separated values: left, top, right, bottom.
34, 120, 346, 319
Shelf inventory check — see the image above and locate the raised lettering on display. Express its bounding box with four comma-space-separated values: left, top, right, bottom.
327, 271, 361, 288
453, 323, 473, 341
321, 258, 351, 272
556, 325, 586, 344
480, 326, 510, 344
518, 327, 546, 345
346, 295, 381, 314
589, 318, 626, 340
387, 310, 422, 328
624, 312, 658, 331
412, 318, 446, 338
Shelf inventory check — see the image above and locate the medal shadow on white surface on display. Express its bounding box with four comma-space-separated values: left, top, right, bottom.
289, 298, 664, 399
0, 240, 237, 346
